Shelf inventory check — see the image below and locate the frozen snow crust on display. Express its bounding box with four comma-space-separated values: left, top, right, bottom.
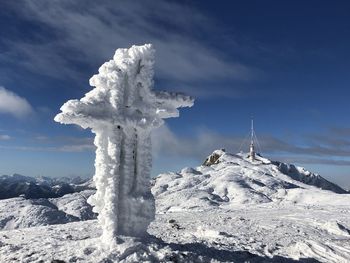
54, 44, 193, 246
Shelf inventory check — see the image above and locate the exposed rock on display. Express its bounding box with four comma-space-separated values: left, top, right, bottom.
203, 149, 225, 166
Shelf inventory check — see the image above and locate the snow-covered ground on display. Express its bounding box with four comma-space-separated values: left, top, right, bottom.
0, 190, 96, 230
1, 150, 349, 262
1, 204, 349, 262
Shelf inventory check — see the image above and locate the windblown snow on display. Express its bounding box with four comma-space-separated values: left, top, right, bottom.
0, 150, 349, 262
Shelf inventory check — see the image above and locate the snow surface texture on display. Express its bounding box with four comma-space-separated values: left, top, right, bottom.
0, 190, 96, 230
54, 44, 194, 246
0, 151, 350, 262
1, 207, 349, 262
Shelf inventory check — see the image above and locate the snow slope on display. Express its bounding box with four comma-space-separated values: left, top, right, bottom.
152, 150, 348, 213
0, 190, 96, 230
0, 150, 349, 262
1, 203, 349, 262
0, 197, 76, 230
49, 190, 96, 221
273, 161, 347, 194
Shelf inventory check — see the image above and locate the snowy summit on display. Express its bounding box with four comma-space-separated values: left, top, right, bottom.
153, 149, 348, 213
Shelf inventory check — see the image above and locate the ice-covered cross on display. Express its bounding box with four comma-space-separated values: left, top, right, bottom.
54, 44, 193, 245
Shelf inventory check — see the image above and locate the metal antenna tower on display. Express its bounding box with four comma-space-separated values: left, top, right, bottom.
238, 118, 262, 160
249, 118, 256, 161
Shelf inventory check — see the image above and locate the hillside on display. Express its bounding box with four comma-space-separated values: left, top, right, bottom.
0, 150, 349, 262
152, 149, 348, 213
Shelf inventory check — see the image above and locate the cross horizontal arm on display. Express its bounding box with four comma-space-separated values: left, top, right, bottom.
154, 91, 194, 119
155, 91, 194, 108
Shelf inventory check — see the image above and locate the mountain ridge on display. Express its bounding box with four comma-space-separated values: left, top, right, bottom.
0, 174, 93, 199
152, 149, 348, 213
0, 150, 346, 201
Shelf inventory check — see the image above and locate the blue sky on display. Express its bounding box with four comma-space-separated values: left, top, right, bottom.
0, 0, 349, 188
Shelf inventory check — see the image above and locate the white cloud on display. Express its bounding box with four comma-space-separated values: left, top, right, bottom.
0, 134, 11, 140
2, 1, 256, 98
0, 135, 94, 152
151, 125, 242, 160
0, 87, 34, 118
58, 144, 95, 152
0, 143, 94, 153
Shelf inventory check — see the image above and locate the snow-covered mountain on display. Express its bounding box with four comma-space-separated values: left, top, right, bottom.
272, 160, 347, 194
0, 174, 93, 199
152, 149, 348, 213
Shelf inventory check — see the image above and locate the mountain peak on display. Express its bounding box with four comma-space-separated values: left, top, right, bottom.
153, 149, 348, 212
203, 148, 272, 167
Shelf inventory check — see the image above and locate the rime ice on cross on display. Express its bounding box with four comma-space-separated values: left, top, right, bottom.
54, 44, 193, 245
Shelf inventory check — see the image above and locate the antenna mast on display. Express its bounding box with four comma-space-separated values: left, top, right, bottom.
251, 119, 254, 145
249, 118, 255, 161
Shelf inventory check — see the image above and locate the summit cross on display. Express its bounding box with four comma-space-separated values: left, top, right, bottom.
55, 44, 194, 246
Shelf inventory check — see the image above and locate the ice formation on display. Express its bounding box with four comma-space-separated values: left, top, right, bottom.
54, 44, 194, 245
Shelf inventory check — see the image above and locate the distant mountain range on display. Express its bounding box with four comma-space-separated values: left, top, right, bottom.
0, 174, 94, 199
1, 150, 346, 202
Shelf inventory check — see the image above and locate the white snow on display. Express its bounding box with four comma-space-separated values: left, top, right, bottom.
0, 150, 350, 262
1, 204, 349, 262
0, 190, 96, 230
0, 197, 75, 230
54, 44, 194, 246
152, 150, 349, 213
49, 190, 96, 220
